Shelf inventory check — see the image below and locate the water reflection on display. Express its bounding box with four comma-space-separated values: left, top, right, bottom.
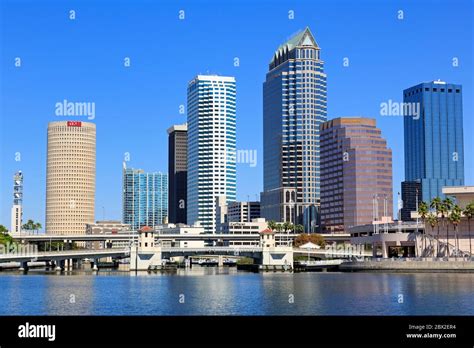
0, 268, 473, 315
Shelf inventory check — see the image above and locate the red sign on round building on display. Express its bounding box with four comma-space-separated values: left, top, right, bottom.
67, 121, 82, 127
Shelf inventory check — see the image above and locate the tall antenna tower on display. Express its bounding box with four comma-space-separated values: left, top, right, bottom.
11, 171, 24, 233
13, 171, 23, 206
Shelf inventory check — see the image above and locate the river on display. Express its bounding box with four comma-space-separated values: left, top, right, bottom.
1, 267, 473, 315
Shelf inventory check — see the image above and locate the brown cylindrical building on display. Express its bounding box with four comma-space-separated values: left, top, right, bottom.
46, 121, 96, 235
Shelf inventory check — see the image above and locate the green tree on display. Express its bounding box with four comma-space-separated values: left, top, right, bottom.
267, 220, 277, 231
34, 222, 42, 233
275, 224, 283, 233
0, 233, 13, 246
463, 202, 474, 257
442, 197, 454, 259
22, 220, 42, 234
418, 201, 429, 255
426, 213, 438, 257
282, 221, 291, 233
448, 205, 462, 260
295, 224, 304, 234
22, 219, 35, 233
0, 225, 8, 234
430, 197, 443, 256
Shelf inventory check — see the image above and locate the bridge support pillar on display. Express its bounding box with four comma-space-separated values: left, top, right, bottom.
73, 259, 80, 269
55, 260, 64, 271
218, 255, 224, 267
66, 258, 74, 271
92, 259, 98, 271
382, 242, 388, 259
130, 246, 162, 271
261, 246, 294, 270
19, 261, 29, 273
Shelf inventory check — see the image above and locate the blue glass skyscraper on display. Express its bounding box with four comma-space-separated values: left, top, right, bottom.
403, 80, 464, 206
261, 27, 327, 232
122, 163, 168, 230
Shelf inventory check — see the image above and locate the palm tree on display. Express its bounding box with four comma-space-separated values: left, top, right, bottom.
430, 197, 443, 256
463, 202, 474, 257
295, 224, 304, 234
34, 222, 42, 234
267, 220, 277, 231
448, 205, 462, 261
418, 201, 429, 256
22, 219, 35, 234
282, 221, 291, 233
275, 224, 283, 233
427, 213, 438, 257
441, 197, 454, 259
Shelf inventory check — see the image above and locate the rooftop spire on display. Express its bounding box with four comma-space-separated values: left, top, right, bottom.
270, 27, 320, 67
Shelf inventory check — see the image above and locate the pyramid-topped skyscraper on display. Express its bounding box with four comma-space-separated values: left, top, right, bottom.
261, 27, 327, 232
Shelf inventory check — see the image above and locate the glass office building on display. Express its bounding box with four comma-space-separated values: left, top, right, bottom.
167, 123, 188, 224
320, 118, 393, 233
261, 27, 327, 232
122, 163, 168, 230
187, 75, 237, 233
403, 80, 464, 205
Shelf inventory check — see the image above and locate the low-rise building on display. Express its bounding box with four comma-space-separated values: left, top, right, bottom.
85, 220, 132, 249
155, 223, 205, 248
227, 201, 261, 222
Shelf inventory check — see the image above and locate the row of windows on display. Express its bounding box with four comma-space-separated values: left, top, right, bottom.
405, 87, 461, 97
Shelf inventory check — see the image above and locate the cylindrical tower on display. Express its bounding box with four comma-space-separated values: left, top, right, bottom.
46, 121, 96, 235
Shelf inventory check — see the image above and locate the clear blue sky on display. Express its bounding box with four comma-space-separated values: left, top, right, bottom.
0, 0, 472, 229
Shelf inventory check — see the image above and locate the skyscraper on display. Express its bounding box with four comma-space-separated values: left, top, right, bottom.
167, 123, 188, 224
400, 180, 422, 221
320, 118, 393, 233
187, 75, 236, 233
261, 27, 327, 232
122, 164, 168, 230
10, 171, 23, 233
402, 80, 464, 209
46, 121, 96, 235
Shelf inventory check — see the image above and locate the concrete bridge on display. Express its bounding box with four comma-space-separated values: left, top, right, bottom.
0, 248, 130, 271
10, 232, 351, 243
0, 239, 368, 272
0, 248, 130, 263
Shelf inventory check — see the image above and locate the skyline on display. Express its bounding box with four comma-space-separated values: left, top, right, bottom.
1, 0, 473, 228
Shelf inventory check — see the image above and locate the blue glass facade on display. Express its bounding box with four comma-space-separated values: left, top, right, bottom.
261, 27, 326, 232
122, 165, 168, 230
403, 81, 464, 203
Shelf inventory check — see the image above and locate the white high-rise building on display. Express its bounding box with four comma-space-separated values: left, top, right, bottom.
187, 75, 236, 233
